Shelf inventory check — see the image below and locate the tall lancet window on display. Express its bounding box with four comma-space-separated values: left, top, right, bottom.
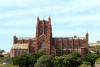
73, 44, 78, 52
62, 44, 66, 50
68, 44, 72, 53
40, 39, 47, 48
45, 26, 48, 34
39, 26, 43, 35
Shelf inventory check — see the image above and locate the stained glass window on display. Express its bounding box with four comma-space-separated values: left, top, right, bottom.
68, 44, 72, 53
40, 39, 47, 47
62, 44, 66, 50
40, 26, 43, 35
45, 26, 48, 34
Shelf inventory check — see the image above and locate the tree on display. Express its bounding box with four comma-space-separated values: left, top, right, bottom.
0, 49, 5, 58
12, 54, 30, 67
53, 56, 70, 67
95, 58, 100, 62
81, 54, 100, 66
12, 53, 43, 67
53, 52, 81, 67
79, 61, 92, 67
37, 49, 47, 56
27, 53, 40, 67
95, 58, 100, 67
0, 49, 5, 53
0, 55, 4, 58
34, 55, 54, 67
3, 57, 12, 63
79, 64, 92, 67
69, 52, 81, 57
0, 57, 4, 64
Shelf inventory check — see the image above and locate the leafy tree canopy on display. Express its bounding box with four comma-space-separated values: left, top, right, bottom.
34, 55, 54, 67
79, 61, 92, 67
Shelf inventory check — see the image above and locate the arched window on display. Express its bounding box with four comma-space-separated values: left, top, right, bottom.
17, 50, 19, 56
40, 39, 47, 48
14, 50, 16, 56
56, 43, 61, 49
68, 44, 72, 53
73, 44, 78, 52
62, 44, 66, 50
39, 26, 43, 35
79, 44, 82, 48
74, 45, 78, 49
22, 50, 24, 54
45, 26, 48, 34
51, 47, 55, 54
68, 44, 72, 49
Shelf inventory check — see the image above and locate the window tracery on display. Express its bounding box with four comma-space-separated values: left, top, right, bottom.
39, 26, 43, 35
40, 39, 47, 47
45, 26, 48, 34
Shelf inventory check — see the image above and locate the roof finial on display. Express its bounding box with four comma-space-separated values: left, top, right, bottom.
14, 33, 16, 36
86, 32, 88, 34
37, 16, 40, 22
43, 14, 45, 20
48, 14, 50, 17
48, 16, 51, 22
37, 16, 39, 19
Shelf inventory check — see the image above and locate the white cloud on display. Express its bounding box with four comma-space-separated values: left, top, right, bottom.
0, 0, 32, 6
52, 12, 100, 27
0, 9, 34, 19
0, 6, 60, 20
0, 29, 35, 36
1, 0, 100, 22
2, 19, 36, 26
0, 0, 56, 7
0, 0, 100, 52
58, 0, 100, 14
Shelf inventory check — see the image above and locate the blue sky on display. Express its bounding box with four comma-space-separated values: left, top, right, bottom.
0, 0, 100, 52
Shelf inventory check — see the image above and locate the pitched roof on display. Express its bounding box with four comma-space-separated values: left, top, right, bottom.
17, 37, 36, 41
11, 43, 29, 49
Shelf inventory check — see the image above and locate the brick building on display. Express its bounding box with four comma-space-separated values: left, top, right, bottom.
10, 17, 89, 57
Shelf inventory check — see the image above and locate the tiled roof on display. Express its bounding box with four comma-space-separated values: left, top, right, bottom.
53, 37, 85, 40
11, 43, 29, 49
17, 37, 36, 40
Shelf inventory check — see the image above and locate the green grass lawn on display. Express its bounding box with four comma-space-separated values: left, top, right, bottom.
0, 64, 17, 67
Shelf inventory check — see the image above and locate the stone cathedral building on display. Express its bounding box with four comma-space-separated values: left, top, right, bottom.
10, 17, 89, 57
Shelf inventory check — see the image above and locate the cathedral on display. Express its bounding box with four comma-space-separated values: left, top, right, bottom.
10, 17, 89, 57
